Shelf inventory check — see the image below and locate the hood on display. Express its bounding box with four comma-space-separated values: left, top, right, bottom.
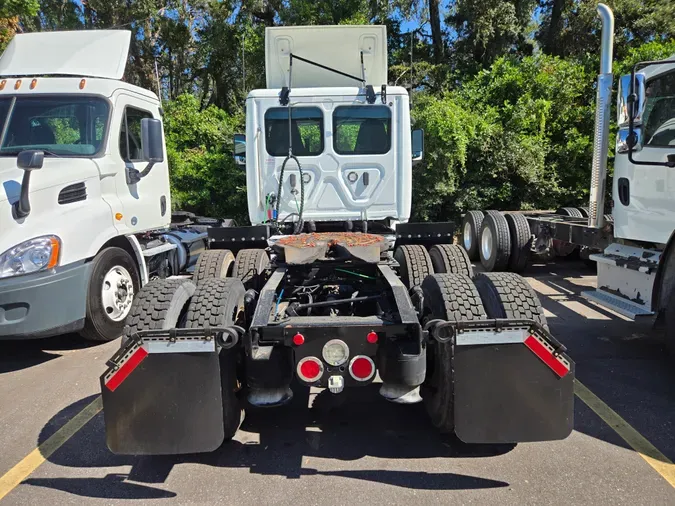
0, 157, 101, 257
0, 157, 99, 205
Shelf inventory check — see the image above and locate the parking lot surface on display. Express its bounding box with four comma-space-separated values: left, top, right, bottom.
1, 261, 674, 505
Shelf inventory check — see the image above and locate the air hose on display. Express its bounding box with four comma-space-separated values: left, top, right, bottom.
275, 104, 305, 235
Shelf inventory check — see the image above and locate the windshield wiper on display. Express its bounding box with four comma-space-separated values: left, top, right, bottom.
0, 148, 63, 158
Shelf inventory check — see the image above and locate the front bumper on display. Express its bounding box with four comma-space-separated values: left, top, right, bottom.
0, 261, 91, 339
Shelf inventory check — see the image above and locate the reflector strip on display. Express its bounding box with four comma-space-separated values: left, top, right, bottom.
524, 335, 569, 378
105, 347, 148, 391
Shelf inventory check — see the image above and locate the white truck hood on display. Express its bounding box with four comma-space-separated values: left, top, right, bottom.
0, 158, 105, 263
0, 30, 131, 80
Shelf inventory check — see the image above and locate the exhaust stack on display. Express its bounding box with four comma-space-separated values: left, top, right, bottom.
588, 3, 614, 228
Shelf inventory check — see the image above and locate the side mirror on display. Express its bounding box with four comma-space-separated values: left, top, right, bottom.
617, 128, 643, 153
13, 150, 44, 219
140, 118, 164, 163
412, 129, 424, 164
234, 133, 246, 167
617, 73, 646, 127
17, 150, 44, 171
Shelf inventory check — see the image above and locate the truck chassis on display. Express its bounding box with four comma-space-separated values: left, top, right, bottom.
100, 223, 574, 455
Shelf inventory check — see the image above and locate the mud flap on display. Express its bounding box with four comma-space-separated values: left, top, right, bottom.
453, 329, 574, 444
101, 337, 225, 455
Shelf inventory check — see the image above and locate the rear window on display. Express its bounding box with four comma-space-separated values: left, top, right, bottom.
265, 107, 323, 156
333, 106, 391, 155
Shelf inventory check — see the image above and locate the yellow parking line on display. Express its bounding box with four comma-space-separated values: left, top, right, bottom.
575, 380, 675, 488
0, 396, 102, 502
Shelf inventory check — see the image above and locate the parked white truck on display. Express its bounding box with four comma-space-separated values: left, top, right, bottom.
99, 24, 574, 455
460, 4, 675, 356
0, 31, 213, 342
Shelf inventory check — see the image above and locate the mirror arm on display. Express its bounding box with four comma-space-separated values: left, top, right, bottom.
12, 170, 32, 219
139, 161, 155, 178
125, 162, 156, 185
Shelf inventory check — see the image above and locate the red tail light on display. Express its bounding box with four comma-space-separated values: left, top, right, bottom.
297, 357, 324, 382
349, 356, 375, 382
366, 331, 378, 344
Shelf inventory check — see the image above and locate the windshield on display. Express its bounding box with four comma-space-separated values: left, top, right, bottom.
0, 96, 109, 157
643, 71, 675, 147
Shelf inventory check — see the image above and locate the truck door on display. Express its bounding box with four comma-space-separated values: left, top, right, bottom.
614, 70, 675, 244
108, 94, 171, 233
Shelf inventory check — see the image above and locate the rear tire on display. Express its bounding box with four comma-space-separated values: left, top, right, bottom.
504, 213, 531, 274
429, 244, 473, 277
80, 247, 141, 342
473, 272, 548, 330
664, 291, 675, 358
577, 207, 590, 218
461, 211, 484, 261
193, 250, 235, 284
421, 274, 487, 433
122, 278, 196, 346
186, 278, 246, 440
479, 212, 511, 272
232, 249, 270, 291
556, 207, 583, 218
394, 245, 434, 289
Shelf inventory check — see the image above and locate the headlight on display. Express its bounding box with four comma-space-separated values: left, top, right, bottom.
0, 236, 61, 279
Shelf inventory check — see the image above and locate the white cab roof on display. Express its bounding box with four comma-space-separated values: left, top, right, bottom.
265, 25, 387, 89
0, 30, 131, 80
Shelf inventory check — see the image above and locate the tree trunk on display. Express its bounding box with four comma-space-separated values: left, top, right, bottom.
543, 0, 567, 56
429, 0, 444, 63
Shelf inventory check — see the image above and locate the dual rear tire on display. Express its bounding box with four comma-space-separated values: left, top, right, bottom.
123, 276, 246, 442
421, 271, 548, 433
462, 210, 532, 273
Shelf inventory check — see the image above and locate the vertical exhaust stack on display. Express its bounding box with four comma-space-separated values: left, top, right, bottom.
588, 3, 614, 228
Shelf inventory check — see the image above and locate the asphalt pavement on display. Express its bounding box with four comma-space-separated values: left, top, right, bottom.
0, 260, 674, 505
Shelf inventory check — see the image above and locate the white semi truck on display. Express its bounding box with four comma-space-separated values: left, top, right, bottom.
100, 24, 574, 455
0, 31, 218, 342
461, 4, 675, 356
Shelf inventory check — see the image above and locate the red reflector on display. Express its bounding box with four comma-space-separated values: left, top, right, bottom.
299, 359, 321, 380
350, 356, 374, 381
524, 335, 569, 378
366, 331, 378, 344
105, 347, 148, 392
293, 333, 305, 346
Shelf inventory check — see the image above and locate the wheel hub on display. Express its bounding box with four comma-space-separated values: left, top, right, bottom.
481, 227, 493, 260
463, 222, 472, 250
101, 265, 134, 322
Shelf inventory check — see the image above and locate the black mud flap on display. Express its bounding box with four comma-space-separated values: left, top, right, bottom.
453, 328, 574, 444
100, 337, 225, 455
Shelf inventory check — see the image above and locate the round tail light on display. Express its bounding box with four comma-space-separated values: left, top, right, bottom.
297, 357, 324, 382
349, 355, 375, 382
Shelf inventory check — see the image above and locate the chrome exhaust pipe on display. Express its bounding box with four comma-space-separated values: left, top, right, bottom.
588, 3, 614, 228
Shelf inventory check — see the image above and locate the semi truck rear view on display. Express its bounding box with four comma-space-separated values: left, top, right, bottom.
100, 24, 574, 454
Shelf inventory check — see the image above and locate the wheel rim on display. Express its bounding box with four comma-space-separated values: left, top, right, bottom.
463, 222, 472, 250
101, 265, 134, 322
481, 227, 493, 260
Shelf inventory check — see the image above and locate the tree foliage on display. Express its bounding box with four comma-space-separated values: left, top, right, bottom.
1, 0, 674, 223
